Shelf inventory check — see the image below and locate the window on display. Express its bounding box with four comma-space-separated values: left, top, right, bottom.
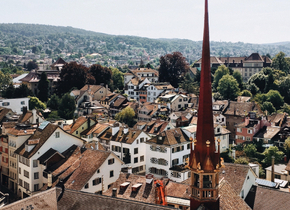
2, 102, 10, 106
140, 156, 144, 162
217, 128, 220, 133
24, 170, 29, 178
134, 157, 138, 163
21, 101, 25, 105
84, 183, 89, 189
136, 140, 139, 144
24, 182, 30, 190
172, 158, 179, 166
110, 170, 114, 177
108, 158, 114, 165
140, 138, 144, 143
19, 167, 21, 174
76, 131, 78, 135
97, 169, 100, 173
34, 172, 39, 180
34, 184, 39, 191
247, 129, 252, 134
33, 160, 38, 167
134, 148, 138, 154
179, 99, 182, 102
19, 179, 23, 187
93, 178, 102, 185
187, 143, 190, 149
178, 105, 181, 108
246, 137, 251, 141
55, 132, 60, 138
237, 128, 242, 132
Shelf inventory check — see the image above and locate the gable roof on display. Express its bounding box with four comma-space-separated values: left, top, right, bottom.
224, 101, 263, 116
69, 116, 92, 134
252, 186, 290, 210
146, 128, 190, 146
0, 107, 13, 122
99, 127, 144, 144
80, 85, 103, 93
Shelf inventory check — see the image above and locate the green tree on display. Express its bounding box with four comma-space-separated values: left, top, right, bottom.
0, 71, 12, 91
277, 75, 290, 104
37, 72, 49, 102
217, 74, 240, 100
89, 64, 112, 87
27, 61, 38, 71
58, 93, 75, 119
272, 52, 290, 73
232, 70, 244, 90
284, 137, 290, 160
29, 97, 46, 110
266, 90, 284, 110
240, 90, 252, 97
262, 146, 284, 166
111, 67, 124, 91
159, 52, 190, 88
14, 84, 33, 98
243, 144, 257, 158
115, 106, 135, 126
234, 157, 249, 165
279, 103, 290, 115
261, 102, 276, 114
213, 65, 230, 90
47, 94, 60, 110
179, 73, 200, 95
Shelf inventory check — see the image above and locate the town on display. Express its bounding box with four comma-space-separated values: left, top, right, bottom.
1, 1, 290, 210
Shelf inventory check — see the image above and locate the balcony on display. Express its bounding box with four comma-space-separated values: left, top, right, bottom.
191, 186, 218, 201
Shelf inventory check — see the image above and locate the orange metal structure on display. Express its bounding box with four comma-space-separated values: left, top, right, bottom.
155, 180, 167, 206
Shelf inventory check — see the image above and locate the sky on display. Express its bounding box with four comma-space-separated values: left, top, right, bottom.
1, 0, 290, 44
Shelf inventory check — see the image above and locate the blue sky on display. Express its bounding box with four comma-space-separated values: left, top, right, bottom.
1, 0, 289, 44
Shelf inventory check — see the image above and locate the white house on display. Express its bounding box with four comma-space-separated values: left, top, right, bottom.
15, 121, 85, 198
145, 128, 191, 182
98, 123, 151, 174
169, 111, 192, 127
146, 83, 174, 103
125, 77, 150, 101
0, 98, 30, 114
43, 145, 123, 194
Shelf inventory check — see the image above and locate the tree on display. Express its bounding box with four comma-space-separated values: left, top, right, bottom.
261, 102, 276, 114
179, 73, 200, 95
213, 65, 230, 90
217, 74, 240, 100
47, 94, 60, 110
29, 97, 46, 110
58, 93, 75, 119
115, 106, 135, 126
272, 52, 290, 73
240, 90, 252, 97
266, 90, 284, 110
159, 52, 190, 88
284, 137, 290, 160
111, 67, 124, 91
278, 75, 290, 104
2, 84, 15, 98
262, 146, 284, 166
0, 71, 12, 92
232, 70, 244, 90
14, 84, 33, 98
234, 157, 249, 165
243, 144, 257, 158
37, 72, 49, 102
89, 64, 112, 87
27, 61, 38, 71
58, 62, 88, 95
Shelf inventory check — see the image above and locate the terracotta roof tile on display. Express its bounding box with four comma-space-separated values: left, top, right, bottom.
99, 128, 142, 144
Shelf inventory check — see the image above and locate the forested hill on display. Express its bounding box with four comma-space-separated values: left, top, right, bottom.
0, 23, 290, 64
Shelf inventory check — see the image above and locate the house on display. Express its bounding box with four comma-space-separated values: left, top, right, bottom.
80, 85, 112, 101
146, 83, 174, 103
158, 94, 190, 111
137, 103, 159, 122
1, 187, 173, 210
14, 122, 85, 198
213, 113, 226, 126
267, 112, 287, 127
145, 128, 191, 180
212, 100, 228, 114
169, 111, 192, 127
133, 120, 174, 136
79, 122, 110, 142
100, 93, 128, 117
4, 123, 37, 193
223, 101, 263, 140
0, 98, 30, 114
17, 107, 45, 125
124, 68, 159, 86
0, 107, 16, 124
265, 163, 290, 183
50, 57, 67, 71
98, 123, 151, 174
237, 96, 251, 103
253, 126, 281, 144
235, 114, 270, 144
42, 145, 123, 194
65, 116, 97, 139
124, 77, 150, 101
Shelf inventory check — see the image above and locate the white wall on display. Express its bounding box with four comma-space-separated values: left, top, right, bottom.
240, 169, 256, 200
0, 98, 29, 114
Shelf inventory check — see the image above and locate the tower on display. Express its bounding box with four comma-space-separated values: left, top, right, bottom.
189, 0, 221, 209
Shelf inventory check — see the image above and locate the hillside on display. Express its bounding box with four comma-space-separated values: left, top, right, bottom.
0, 23, 290, 66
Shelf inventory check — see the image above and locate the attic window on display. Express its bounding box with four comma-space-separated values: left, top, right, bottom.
132, 183, 142, 192
120, 182, 130, 189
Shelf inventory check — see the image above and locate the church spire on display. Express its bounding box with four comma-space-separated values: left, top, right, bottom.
189, 1, 221, 209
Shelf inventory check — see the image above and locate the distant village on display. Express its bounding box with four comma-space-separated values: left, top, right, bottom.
0, 45, 290, 210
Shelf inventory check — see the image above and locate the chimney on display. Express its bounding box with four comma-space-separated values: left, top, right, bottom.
23, 106, 27, 115
48, 173, 52, 189
57, 180, 65, 202
128, 166, 132, 174
112, 188, 117, 197
87, 117, 91, 129
112, 122, 120, 136
123, 125, 129, 134
271, 156, 275, 182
